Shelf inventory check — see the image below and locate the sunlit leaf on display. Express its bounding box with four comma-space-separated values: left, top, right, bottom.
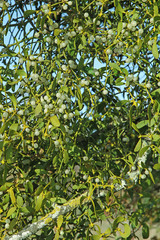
50, 115, 60, 127
35, 103, 42, 116
119, 224, 131, 238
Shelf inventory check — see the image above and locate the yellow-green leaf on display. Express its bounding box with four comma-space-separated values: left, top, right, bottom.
139, 146, 149, 157
92, 235, 101, 240
10, 94, 17, 109
57, 215, 63, 229
7, 206, 16, 218
109, 62, 121, 72
8, 187, 16, 205
63, 150, 69, 163
35, 103, 42, 116
153, 163, 160, 170
16, 69, 27, 77
17, 196, 23, 207
132, 122, 140, 133
50, 115, 60, 127
104, 227, 112, 236
10, 123, 18, 132
134, 138, 142, 152
119, 224, 131, 238
35, 192, 43, 212
152, 40, 159, 59
117, 21, 122, 34
149, 171, 155, 184
113, 216, 124, 230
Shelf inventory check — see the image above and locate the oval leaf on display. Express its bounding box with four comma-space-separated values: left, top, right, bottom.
50, 115, 60, 127
35, 103, 42, 116
153, 163, 160, 170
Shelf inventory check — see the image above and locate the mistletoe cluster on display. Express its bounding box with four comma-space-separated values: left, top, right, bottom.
0, 0, 160, 239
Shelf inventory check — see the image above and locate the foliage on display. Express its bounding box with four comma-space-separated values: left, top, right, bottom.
0, 0, 160, 239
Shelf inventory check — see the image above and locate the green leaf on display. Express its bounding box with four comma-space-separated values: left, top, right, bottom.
134, 138, 142, 152
5, 144, 13, 163
109, 62, 121, 71
16, 69, 27, 77
154, 2, 158, 16
113, 216, 124, 230
24, 10, 36, 18
35, 185, 43, 196
104, 227, 112, 236
119, 224, 131, 238
19, 207, 30, 214
136, 120, 148, 129
0, 182, 13, 191
52, 197, 67, 204
54, 29, 60, 36
132, 122, 140, 133
147, 103, 152, 126
36, 14, 41, 28
128, 155, 133, 165
82, 34, 86, 46
117, 21, 122, 34
8, 187, 16, 205
142, 223, 149, 239
62, 86, 68, 93
57, 215, 63, 229
75, 110, 80, 116
89, 181, 93, 197
115, 78, 124, 86
27, 181, 33, 193
50, 115, 60, 127
151, 88, 160, 96
10, 94, 17, 109
10, 123, 18, 132
63, 150, 69, 163
76, 86, 83, 110
152, 134, 160, 141
149, 171, 155, 184
35, 192, 43, 212
154, 15, 160, 25
139, 146, 149, 157
35, 103, 42, 116
41, 15, 47, 30
152, 40, 159, 59
92, 235, 101, 240
17, 196, 24, 207
9, 218, 17, 230
56, 71, 61, 81
0, 123, 7, 134
78, 55, 85, 70
129, 105, 135, 125
153, 163, 160, 170
7, 206, 16, 218
114, 0, 118, 7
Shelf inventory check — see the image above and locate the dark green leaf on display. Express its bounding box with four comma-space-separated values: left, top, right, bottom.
24, 10, 36, 18
142, 223, 149, 239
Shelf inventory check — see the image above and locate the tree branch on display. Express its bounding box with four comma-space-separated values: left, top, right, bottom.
4, 191, 89, 240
